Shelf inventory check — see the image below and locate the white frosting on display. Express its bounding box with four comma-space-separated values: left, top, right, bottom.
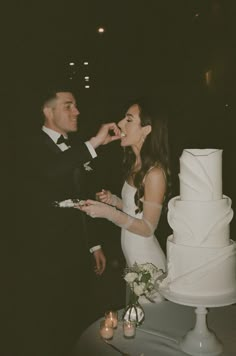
162, 236, 236, 297
168, 196, 233, 247
179, 149, 222, 201
162, 148, 236, 298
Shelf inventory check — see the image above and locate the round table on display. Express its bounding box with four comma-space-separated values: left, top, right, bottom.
75, 300, 236, 355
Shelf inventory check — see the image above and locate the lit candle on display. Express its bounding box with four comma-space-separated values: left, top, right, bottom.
123, 320, 136, 338
105, 311, 118, 329
100, 320, 114, 340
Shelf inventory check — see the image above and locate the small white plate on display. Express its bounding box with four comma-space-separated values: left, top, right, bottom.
53, 199, 85, 208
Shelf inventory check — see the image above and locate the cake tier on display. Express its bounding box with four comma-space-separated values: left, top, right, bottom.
168, 196, 233, 247
161, 235, 236, 297
179, 149, 222, 201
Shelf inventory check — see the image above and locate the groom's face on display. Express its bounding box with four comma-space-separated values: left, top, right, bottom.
44, 92, 80, 135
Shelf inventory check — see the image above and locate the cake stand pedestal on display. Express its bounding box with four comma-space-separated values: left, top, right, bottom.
160, 288, 236, 356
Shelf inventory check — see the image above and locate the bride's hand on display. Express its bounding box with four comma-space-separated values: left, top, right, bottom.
77, 199, 115, 219
96, 189, 112, 204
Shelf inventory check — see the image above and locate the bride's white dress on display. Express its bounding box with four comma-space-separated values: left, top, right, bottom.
121, 181, 166, 303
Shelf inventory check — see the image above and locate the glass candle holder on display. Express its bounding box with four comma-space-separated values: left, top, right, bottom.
99, 319, 114, 340
105, 310, 118, 329
123, 320, 136, 338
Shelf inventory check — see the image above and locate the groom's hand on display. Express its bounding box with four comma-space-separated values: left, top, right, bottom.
93, 248, 106, 275
89, 122, 121, 148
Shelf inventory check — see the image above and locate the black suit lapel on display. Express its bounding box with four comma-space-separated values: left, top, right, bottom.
40, 131, 61, 153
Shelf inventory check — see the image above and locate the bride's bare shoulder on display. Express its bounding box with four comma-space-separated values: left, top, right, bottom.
144, 166, 166, 183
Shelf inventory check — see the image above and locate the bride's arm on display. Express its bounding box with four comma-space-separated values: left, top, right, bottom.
79, 168, 166, 237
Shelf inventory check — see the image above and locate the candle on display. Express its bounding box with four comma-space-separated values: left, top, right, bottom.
105, 310, 118, 329
100, 320, 114, 340
123, 320, 136, 338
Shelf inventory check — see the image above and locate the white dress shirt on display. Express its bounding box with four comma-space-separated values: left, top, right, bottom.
42, 126, 97, 157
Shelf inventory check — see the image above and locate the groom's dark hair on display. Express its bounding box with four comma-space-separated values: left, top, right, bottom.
41, 81, 75, 108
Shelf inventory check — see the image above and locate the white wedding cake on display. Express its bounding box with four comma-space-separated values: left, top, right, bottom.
161, 149, 236, 297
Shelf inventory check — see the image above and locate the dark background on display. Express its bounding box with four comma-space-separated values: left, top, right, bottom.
7, 0, 236, 322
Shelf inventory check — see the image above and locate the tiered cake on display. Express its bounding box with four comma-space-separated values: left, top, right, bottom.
161, 149, 236, 297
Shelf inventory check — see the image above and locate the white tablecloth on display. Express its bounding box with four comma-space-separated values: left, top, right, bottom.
75, 300, 236, 356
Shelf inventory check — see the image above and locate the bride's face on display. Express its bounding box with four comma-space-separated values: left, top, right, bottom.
118, 104, 146, 150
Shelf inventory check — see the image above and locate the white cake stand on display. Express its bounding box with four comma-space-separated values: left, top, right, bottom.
160, 288, 236, 356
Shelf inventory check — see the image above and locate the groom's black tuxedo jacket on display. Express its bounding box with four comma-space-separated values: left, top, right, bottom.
16, 130, 102, 354
20, 130, 100, 254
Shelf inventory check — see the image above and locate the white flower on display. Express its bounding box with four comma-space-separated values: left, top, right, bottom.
134, 282, 146, 296
143, 263, 158, 274
123, 262, 164, 300
124, 272, 138, 283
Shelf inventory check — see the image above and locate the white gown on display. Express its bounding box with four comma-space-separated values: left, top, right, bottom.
121, 181, 166, 303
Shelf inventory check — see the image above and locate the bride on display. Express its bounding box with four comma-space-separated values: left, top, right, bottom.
78, 97, 171, 303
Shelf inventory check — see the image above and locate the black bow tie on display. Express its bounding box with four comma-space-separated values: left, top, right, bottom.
57, 135, 71, 146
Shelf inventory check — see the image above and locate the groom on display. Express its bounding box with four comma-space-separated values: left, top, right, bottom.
16, 84, 121, 356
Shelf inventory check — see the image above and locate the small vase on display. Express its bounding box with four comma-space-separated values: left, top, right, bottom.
122, 292, 145, 326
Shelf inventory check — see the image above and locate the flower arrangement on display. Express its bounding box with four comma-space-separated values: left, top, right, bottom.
124, 262, 165, 303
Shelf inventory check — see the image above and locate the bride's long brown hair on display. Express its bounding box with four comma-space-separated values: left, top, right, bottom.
123, 97, 171, 213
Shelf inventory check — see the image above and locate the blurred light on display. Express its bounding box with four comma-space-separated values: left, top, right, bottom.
83, 61, 89, 65
85, 85, 90, 89
69, 77, 73, 80
205, 69, 212, 86
195, 13, 199, 17
84, 76, 89, 81
69, 62, 75, 66
98, 27, 105, 33
225, 104, 229, 107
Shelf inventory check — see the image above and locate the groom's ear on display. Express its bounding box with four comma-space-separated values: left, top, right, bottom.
43, 106, 53, 120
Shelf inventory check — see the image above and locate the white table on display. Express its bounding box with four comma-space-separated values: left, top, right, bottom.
75, 300, 236, 356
